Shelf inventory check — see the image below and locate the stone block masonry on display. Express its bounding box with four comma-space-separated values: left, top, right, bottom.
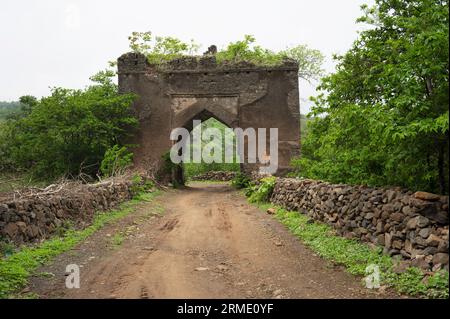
270, 178, 449, 271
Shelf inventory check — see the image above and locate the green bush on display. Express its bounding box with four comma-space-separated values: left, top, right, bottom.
216, 35, 324, 81
130, 174, 154, 197
0, 70, 137, 179
0, 240, 15, 258
247, 176, 277, 203
231, 172, 251, 189
128, 32, 324, 82
294, 0, 449, 194
100, 145, 133, 177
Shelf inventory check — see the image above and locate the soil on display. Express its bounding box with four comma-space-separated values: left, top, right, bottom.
27, 182, 403, 299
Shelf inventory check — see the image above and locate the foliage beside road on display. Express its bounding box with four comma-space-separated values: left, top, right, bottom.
294, 0, 449, 195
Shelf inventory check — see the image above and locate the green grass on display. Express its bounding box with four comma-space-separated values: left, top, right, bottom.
0, 189, 160, 299
111, 233, 125, 247
256, 203, 449, 299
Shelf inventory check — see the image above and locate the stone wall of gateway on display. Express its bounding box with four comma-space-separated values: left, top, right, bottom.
270, 178, 449, 271
117, 52, 300, 178
0, 178, 141, 244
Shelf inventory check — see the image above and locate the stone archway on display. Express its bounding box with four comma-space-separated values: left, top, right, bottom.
117, 52, 300, 179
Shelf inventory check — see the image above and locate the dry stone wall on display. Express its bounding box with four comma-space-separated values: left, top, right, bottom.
270, 178, 449, 271
0, 179, 138, 244
191, 171, 237, 181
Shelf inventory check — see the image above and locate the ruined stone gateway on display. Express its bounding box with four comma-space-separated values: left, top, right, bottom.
118, 51, 300, 181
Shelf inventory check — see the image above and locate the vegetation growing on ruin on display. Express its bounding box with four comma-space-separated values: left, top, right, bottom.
128, 31, 200, 65
293, 0, 449, 194
216, 35, 325, 82
128, 32, 325, 81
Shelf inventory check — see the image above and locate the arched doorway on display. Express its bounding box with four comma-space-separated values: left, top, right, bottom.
180, 116, 240, 184
118, 52, 301, 180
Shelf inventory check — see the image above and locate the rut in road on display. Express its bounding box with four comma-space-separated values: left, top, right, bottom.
30, 183, 398, 299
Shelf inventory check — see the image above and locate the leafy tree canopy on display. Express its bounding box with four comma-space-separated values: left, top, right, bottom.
0, 71, 137, 179
294, 0, 449, 194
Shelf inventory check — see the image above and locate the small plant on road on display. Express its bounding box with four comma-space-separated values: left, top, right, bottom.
111, 232, 125, 247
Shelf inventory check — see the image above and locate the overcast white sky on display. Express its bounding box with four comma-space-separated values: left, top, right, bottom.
0, 0, 372, 114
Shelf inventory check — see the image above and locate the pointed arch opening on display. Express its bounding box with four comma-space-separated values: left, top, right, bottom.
179, 110, 241, 183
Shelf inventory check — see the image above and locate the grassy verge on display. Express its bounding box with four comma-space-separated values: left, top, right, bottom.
256, 203, 449, 299
0, 190, 160, 299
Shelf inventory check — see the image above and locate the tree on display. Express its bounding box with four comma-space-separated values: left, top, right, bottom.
294, 0, 449, 194
280, 45, 324, 82
0, 101, 21, 120
183, 118, 240, 179
0, 70, 138, 179
18, 95, 38, 115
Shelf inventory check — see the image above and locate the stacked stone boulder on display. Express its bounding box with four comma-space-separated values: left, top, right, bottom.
0, 179, 137, 244
191, 171, 237, 181
270, 178, 449, 271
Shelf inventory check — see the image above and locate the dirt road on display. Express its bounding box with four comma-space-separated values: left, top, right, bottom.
29, 183, 397, 299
